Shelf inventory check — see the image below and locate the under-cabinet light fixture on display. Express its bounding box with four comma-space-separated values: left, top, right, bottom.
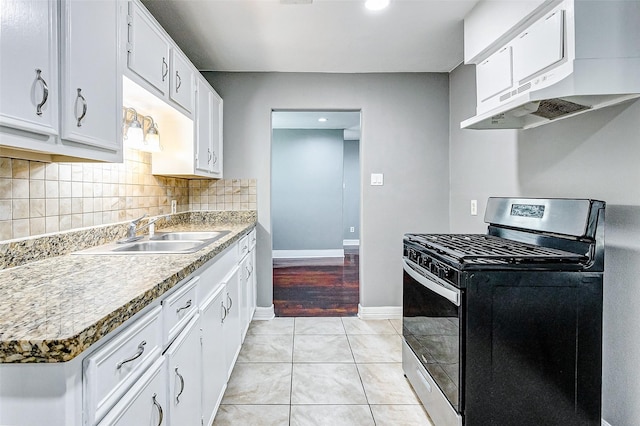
122, 107, 161, 152
142, 115, 161, 152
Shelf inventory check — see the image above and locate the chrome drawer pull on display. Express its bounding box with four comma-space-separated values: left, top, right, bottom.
75, 88, 87, 127
175, 71, 181, 92
226, 293, 233, 312
161, 57, 168, 81
34, 69, 49, 116
176, 299, 192, 314
221, 300, 227, 323
152, 393, 164, 425
175, 367, 185, 404
116, 340, 146, 369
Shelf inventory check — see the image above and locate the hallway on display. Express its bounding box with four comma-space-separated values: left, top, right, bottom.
273, 248, 359, 316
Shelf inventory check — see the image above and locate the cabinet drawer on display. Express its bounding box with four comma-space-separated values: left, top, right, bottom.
162, 276, 199, 345
83, 305, 162, 425
238, 234, 249, 259
97, 357, 167, 426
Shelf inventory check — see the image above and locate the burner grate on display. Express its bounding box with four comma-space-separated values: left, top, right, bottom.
406, 234, 587, 265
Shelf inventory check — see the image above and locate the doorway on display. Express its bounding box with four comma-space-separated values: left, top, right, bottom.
271, 110, 361, 316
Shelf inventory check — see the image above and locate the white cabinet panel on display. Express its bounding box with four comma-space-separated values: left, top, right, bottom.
195, 75, 223, 177
170, 50, 194, 113
200, 285, 227, 426
512, 9, 565, 83
476, 47, 512, 102
222, 265, 241, 378
164, 316, 202, 426
0, 0, 58, 137
97, 357, 167, 426
162, 276, 198, 346
60, 0, 121, 152
127, 0, 170, 96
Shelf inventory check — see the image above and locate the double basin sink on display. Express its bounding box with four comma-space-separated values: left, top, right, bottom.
74, 231, 231, 255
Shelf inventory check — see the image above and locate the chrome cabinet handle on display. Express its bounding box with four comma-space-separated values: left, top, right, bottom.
35, 69, 49, 116
75, 88, 87, 127
208, 148, 212, 164
221, 300, 227, 323
152, 393, 164, 426
116, 340, 146, 369
174, 367, 185, 404
175, 71, 181, 92
226, 293, 233, 312
162, 57, 168, 82
212, 151, 218, 165
176, 299, 192, 314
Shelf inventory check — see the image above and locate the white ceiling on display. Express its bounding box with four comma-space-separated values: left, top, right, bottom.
141, 0, 480, 73
272, 111, 361, 140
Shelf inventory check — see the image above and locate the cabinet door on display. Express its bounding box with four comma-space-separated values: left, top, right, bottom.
0, 0, 58, 137
512, 9, 564, 83
59, 0, 121, 152
170, 49, 194, 114
200, 285, 227, 426
165, 316, 202, 426
97, 357, 167, 426
222, 265, 241, 378
195, 76, 213, 175
250, 247, 257, 317
239, 255, 253, 340
210, 89, 223, 176
127, 1, 170, 96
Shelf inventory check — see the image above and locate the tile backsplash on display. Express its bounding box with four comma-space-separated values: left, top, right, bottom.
0, 150, 256, 241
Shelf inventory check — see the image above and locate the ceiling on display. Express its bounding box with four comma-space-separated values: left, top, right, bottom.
141, 0, 480, 73
272, 111, 361, 140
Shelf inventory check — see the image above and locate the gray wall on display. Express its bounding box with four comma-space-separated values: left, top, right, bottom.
272, 129, 344, 251
450, 64, 640, 426
204, 72, 450, 309
343, 139, 360, 241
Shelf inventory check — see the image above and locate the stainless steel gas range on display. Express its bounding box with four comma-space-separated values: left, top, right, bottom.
402, 197, 605, 426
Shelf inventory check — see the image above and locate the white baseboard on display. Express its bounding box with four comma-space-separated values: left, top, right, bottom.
343, 239, 360, 246
272, 249, 344, 259
253, 305, 275, 320
358, 304, 402, 319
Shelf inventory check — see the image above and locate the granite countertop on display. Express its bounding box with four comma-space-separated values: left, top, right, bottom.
0, 212, 256, 364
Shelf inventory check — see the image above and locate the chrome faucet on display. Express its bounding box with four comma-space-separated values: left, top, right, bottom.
118, 214, 167, 244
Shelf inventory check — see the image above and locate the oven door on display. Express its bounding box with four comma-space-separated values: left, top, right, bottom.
402, 257, 462, 426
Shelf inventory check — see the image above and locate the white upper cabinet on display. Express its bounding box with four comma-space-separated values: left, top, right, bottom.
126, 1, 170, 97
0, 0, 122, 162
0, 0, 58, 138
170, 50, 195, 114
60, 0, 121, 153
512, 9, 564, 84
195, 75, 223, 178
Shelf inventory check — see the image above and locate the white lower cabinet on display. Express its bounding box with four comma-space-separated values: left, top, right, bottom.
200, 285, 227, 426
97, 357, 168, 426
164, 316, 202, 426
222, 265, 241, 378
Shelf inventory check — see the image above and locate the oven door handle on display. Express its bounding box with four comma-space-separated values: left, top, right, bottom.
402, 258, 460, 306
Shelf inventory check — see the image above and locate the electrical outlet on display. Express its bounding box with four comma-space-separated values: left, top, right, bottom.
350, 226, 355, 233
171, 200, 177, 214
470, 199, 478, 216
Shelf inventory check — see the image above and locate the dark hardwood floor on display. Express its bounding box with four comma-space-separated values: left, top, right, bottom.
273, 248, 359, 317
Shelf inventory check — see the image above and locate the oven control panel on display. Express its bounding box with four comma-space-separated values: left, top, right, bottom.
404, 245, 459, 287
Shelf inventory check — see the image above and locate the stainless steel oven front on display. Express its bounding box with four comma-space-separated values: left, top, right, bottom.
402, 249, 463, 426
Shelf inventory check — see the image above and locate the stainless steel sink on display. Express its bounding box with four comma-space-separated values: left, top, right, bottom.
151, 231, 230, 241
111, 240, 205, 253
73, 230, 231, 255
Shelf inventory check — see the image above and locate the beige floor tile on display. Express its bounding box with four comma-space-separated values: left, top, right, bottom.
342, 318, 397, 335
389, 319, 403, 334
236, 333, 293, 362
213, 405, 290, 426
291, 363, 367, 404
290, 405, 375, 426
293, 334, 354, 363
370, 404, 434, 426
348, 334, 403, 363
247, 318, 295, 335
222, 363, 292, 405
295, 317, 346, 334
357, 363, 422, 404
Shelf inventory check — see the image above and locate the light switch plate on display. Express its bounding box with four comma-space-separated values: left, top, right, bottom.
371, 173, 384, 186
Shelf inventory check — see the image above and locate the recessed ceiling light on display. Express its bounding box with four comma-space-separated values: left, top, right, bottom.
318, 117, 328, 122
365, 0, 390, 11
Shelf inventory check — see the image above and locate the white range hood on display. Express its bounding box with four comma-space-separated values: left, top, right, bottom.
461, 0, 640, 130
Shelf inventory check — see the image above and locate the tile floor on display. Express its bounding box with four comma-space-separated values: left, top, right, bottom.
213, 317, 434, 426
